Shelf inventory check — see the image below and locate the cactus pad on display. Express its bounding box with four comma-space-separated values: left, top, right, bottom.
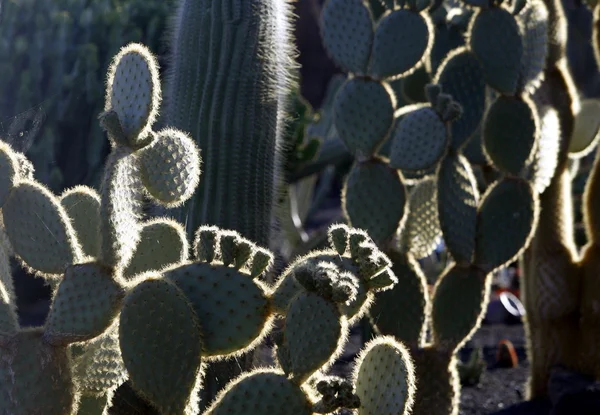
389, 106, 448, 171
283, 291, 345, 384
204, 370, 312, 415
474, 178, 539, 271
0, 329, 75, 415
434, 48, 486, 148
569, 99, 600, 157
343, 160, 407, 244
483, 95, 539, 176
321, 0, 374, 74
165, 262, 271, 357
437, 153, 479, 264
431, 265, 491, 351
353, 336, 416, 415
105, 43, 161, 147
45, 262, 124, 345
368, 9, 432, 79
3, 181, 81, 276
333, 79, 395, 158
60, 186, 101, 258
0, 142, 18, 207
119, 277, 203, 415
138, 128, 201, 207
469, 7, 524, 95
124, 218, 188, 279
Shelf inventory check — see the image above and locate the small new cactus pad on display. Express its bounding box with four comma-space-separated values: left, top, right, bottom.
398, 178, 442, 259
60, 186, 101, 258
165, 262, 271, 357
368, 9, 432, 79
119, 277, 203, 415
321, 0, 374, 74
3, 180, 81, 276
434, 48, 486, 148
124, 219, 188, 279
99, 148, 143, 271
474, 178, 539, 272
105, 43, 161, 147
469, 7, 524, 95
342, 160, 407, 244
283, 291, 345, 384
333, 78, 395, 157
353, 336, 416, 415
369, 253, 429, 346
517, 0, 549, 93
45, 262, 124, 345
431, 265, 490, 351
483, 95, 540, 176
569, 99, 600, 157
204, 370, 312, 415
138, 128, 201, 207
0, 329, 74, 415
389, 106, 448, 171
0, 142, 18, 206
437, 153, 479, 265
193, 225, 220, 263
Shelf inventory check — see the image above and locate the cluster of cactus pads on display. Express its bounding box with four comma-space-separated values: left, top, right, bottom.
0, 43, 421, 415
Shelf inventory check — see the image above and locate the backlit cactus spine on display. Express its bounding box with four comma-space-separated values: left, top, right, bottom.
320, 0, 550, 413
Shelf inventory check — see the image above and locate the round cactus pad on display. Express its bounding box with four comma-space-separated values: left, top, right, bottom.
389, 106, 448, 171
321, 0, 374, 74
204, 370, 312, 415
368, 9, 432, 79
475, 178, 539, 271
165, 262, 271, 357
3, 181, 80, 275
60, 186, 101, 258
343, 160, 407, 244
119, 278, 203, 415
334, 78, 395, 158
483, 95, 539, 176
469, 7, 524, 95
434, 48, 486, 149
353, 336, 416, 415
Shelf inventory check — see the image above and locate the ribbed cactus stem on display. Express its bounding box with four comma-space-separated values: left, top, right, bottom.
165, 0, 297, 247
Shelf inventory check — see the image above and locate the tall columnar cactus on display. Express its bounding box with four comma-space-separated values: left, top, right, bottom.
164, 0, 297, 247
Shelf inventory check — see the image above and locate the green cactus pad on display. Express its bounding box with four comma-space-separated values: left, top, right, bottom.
321, 0, 374, 74
193, 225, 220, 263
165, 262, 271, 357
105, 43, 161, 147
284, 292, 345, 384
431, 265, 491, 351
569, 99, 600, 158
517, 0, 548, 93
333, 78, 395, 158
123, 218, 188, 279
72, 323, 127, 395
353, 336, 416, 415
45, 262, 124, 345
369, 253, 429, 346
119, 277, 203, 415
389, 106, 448, 171
204, 370, 312, 415
99, 148, 143, 271
474, 178, 539, 271
0, 142, 18, 207
434, 48, 486, 149
0, 329, 74, 415
60, 186, 101, 258
3, 180, 81, 276
469, 8, 524, 95
483, 95, 539, 176
138, 128, 201, 207
368, 10, 432, 79
437, 153, 479, 265
398, 178, 442, 259
342, 160, 407, 244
